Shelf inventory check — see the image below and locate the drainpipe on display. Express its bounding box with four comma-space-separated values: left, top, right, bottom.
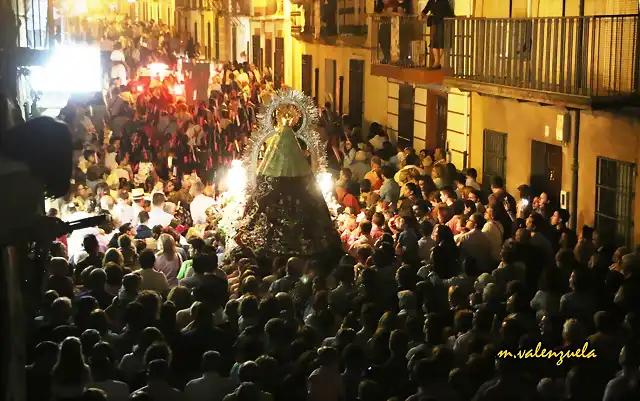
570, 109, 580, 230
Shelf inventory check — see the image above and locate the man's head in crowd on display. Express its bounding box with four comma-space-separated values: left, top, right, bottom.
490, 175, 505, 193
152, 192, 166, 208
381, 166, 394, 181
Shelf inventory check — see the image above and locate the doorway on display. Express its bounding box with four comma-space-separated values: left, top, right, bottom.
348, 59, 365, 129
252, 35, 261, 69
482, 130, 507, 194
435, 95, 448, 150
530, 141, 563, 205
302, 55, 313, 96
265, 39, 273, 70
325, 59, 337, 106
274, 37, 285, 89
207, 22, 211, 59
215, 18, 220, 60
397, 84, 415, 148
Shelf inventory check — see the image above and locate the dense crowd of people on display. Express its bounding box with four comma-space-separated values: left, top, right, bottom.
18, 14, 640, 401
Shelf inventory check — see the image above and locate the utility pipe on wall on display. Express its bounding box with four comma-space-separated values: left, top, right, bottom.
570, 110, 580, 230
568, 0, 585, 230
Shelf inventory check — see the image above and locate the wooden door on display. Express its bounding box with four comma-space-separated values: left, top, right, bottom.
435, 95, 448, 150
265, 39, 273, 70
274, 37, 285, 89
530, 141, 563, 205
482, 130, 507, 193
207, 22, 212, 59
215, 18, 220, 60
348, 59, 364, 129
252, 35, 261, 69
301, 55, 313, 96
397, 84, 414, 148
325, 59, 337, 105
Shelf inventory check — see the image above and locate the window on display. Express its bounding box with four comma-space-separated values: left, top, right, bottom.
595, 157, 636, 247
482, 130, 507, 193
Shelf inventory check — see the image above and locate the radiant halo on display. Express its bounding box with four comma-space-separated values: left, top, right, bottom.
243, 89, 328, 186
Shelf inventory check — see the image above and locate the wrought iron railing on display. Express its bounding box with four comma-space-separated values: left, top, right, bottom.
444, 15, 640, 97
337, 0, 367, 36
291, 5, 315, 36
371, 14, 431, 68
371, 15, 392, 64
12, 0, 49, 49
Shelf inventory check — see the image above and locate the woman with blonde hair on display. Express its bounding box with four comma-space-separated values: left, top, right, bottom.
103, 248, 124, 268
431, 164, 446, 189
155, 233, 183, 286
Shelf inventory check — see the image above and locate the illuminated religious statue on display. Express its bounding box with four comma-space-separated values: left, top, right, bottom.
235, 90, 341, 259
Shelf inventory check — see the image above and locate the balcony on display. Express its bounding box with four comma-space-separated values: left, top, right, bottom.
336, 0, 367, 36
6, 0, 51, 67
292, 0, 367, 47
370, 14, 446, 86
443, 15, 640, 109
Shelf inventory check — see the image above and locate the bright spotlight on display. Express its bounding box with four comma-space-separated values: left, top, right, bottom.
225, 160, 247, 196
147, 63, 169, 76
30, 45, 101, 93
316, 172, 333, 197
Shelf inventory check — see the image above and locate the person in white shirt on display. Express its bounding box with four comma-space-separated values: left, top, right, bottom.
190, 181, 215, 225
456, 213, 493, 273
148, 192, 174, 228
131, 189, 146, 226
184, 351, 235, 401
418, 221, 436, 262
113, 192, 134, 226
110, 43, 128, 85
465, 167, 482, 191
482, 206, 504, 263
137, 249, 170, 295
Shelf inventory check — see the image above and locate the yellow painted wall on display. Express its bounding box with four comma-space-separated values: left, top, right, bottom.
469, 95, 573, 199
468, 94, 640, 242
577, 111, 640, 243
289, 39, 389, 133
447, 88, 470, 169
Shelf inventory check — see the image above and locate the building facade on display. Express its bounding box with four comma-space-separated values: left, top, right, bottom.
175, 0, 251, 62
279, 0, 640, 247
443, 0, 640, 247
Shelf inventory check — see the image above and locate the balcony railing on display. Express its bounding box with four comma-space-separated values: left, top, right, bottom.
371, 14, 431, 68
337, 0, 367, 36
12, 0, 49, 49
444, 15, 640, 97
294, 0, 366, 39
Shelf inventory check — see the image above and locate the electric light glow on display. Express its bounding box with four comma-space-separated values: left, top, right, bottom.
225, 160, 247, 197
316, 171, 333, 197
29, 44, 102, 93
